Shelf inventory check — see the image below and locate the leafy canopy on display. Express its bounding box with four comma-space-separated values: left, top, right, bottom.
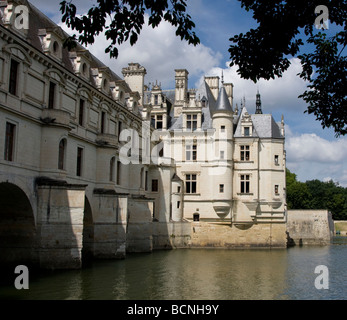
60, 0, 200, 58
229, 0, 347, 137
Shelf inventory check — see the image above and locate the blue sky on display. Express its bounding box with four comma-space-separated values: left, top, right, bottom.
28, 0, 347, 186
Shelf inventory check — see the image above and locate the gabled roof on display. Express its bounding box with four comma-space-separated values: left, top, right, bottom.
234, 107, 283, 139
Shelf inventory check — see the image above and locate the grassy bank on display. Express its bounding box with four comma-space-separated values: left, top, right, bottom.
334, 221, 347, 235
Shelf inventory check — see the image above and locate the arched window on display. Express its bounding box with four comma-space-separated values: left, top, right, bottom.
58, 139, 66, 170
110, 156, 115, 182
53, 41, 59, 54
193, 213, 200, 221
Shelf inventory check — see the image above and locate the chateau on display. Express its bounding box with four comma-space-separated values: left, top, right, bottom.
0, 0, 287, 270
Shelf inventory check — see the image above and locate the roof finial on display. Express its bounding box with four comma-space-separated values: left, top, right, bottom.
221, 70, 224, 85
255, 91, 263, 114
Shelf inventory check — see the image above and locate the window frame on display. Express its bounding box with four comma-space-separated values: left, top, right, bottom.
274, 184, 279, 195
48, 81, 56, 109
109, 156, 116, 182
240, 145, 250, 161
76, 147, 83, 177
185, 143, 197, 161
9, 59, 19, 96
4, 122, 16, 162
185, 174, 197, 194
240, 174, 250, 194
58, 138, 66, 170
186, 114, 197, 131
151, 179, 159, 192
78, 99, 85, 126
219, 184, 224, 193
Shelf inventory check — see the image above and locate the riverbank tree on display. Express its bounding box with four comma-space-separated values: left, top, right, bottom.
286, 169, 347, 220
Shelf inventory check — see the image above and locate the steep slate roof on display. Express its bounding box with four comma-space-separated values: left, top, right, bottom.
213, 86, 233, 114
169, 80, 216, 131
19, 1, 122, 83
234, 106, 283, 139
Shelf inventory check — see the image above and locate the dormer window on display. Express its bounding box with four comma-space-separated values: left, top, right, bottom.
186, 114, 197, 131
103, 78, 108, 91
240, 110, 253, 137
201, 98, 207, 108
52, 41, 59, 55
38, 28, 64, 62
69, 50, 91, 80
82, 63, 88, 76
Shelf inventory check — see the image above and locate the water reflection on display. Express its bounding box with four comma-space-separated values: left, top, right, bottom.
1, 243, 346, 300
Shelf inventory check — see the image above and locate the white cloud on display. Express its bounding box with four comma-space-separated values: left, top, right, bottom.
201, 58, 309, 115
59, 13, 222, 89
285, 130, 347, 186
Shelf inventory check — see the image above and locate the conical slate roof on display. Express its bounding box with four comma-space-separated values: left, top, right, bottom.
213, 86, 233, 113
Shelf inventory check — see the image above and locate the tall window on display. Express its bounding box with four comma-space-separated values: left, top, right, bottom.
186, 143, 197, 161
58, 139, 66, 170
79, 99, 84, 126
118, 121, 122, 142
219, 184, 224, 193
4, 122, 16, 161
152, 179, 158, 192
117, 161, 121, 185
186, 114, 197, 131
9, 59, 19, 95
152, 115, 163, 129
154, 94, 159, 105
145, 171, 148, 191
101, 111, 106, 134
220, 150, 225, 160
76, 147, 83, 177
240, 174, 250, 194
110, 156, 115, 182
185, 174, 197, 194
156, 115, 163, 129
244, 127, 250, 136
48, 81, 56, 109
274, 155, 279, 165
240, 145, 250, 161
274, 185, 279, 195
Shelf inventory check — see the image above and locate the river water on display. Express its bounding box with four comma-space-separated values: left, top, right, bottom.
1, 238, 346, 300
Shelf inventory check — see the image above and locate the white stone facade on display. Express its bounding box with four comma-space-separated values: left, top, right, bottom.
0, 1, 287, 269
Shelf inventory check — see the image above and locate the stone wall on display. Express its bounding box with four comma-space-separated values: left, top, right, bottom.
190, 221, 287, 248
286, 210, 334, 246
152, 221, 192, 249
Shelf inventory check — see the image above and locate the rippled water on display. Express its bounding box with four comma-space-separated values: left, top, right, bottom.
1, 238, 346, 300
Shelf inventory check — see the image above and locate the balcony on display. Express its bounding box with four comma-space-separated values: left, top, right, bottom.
41, 108, 70, 127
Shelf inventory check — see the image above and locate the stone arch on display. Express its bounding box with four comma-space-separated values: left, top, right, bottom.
2, 43, 32, 66
82, 195, 94, 264
0, 182, 37, 269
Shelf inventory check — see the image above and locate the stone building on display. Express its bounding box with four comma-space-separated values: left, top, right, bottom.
0, 0, 286, 270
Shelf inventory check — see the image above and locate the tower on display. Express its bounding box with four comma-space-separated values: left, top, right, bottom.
174, 69, 189, 117
210, 86, 234, 220
122, 63, 147, 106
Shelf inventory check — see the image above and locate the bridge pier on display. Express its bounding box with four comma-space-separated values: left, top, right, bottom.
92, 190, 128, 260
36, 178, 87, 269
